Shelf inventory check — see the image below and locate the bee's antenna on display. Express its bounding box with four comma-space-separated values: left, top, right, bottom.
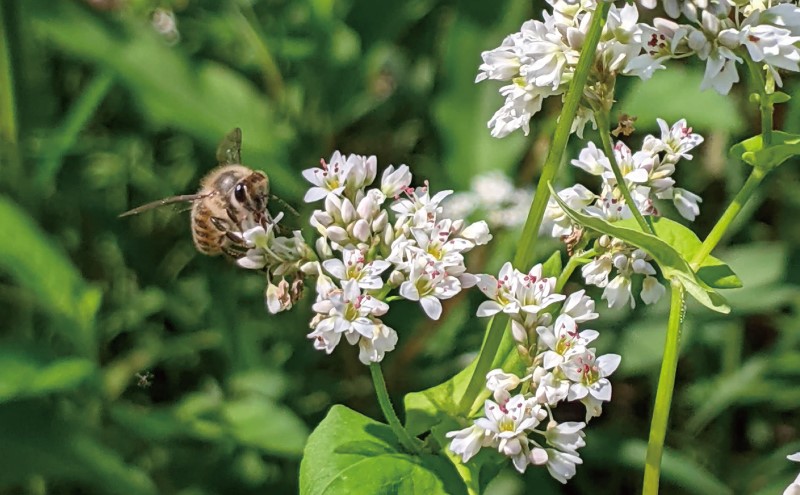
271, 194, 299, 217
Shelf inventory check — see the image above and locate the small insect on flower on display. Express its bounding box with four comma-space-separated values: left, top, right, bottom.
119, 128, 273, 258
135, 371, 154, 388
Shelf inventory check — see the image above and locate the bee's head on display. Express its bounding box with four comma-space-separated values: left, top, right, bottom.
231, 171, 270, 214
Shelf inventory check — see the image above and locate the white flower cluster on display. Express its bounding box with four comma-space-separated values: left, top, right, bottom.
300, 151, 492, 364
785, 452, 800, 495
448, 262, 620, 482
542, 119, 704, 308
442, 171, 533, 229
478, 0, 800, 138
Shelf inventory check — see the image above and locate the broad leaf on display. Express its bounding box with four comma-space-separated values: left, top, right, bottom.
0, 348, 95, 403
549, 186, 730, 313
613, 217, 742, 289
299, 405, 466, 495
729, 131, 800, 170
0, 401, 157, 494
0, 197, 101, 355
223, 396, 309, 457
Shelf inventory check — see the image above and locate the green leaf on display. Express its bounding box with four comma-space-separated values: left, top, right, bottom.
0, 196, 100, 355
541, 250, 563, 279
0, 401, 157, 495
299, 405, 467, 495
223, 396, 309, 458
0, 348, 96, 402
29, 0, 302, 195
729, 131, 800, 170
613, 217, 742, 289
549, 187, 730, 313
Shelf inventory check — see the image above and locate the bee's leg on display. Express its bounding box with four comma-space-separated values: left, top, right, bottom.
226, 206, 245, 234
222, 243, 248, 259
210, 216, 230, 233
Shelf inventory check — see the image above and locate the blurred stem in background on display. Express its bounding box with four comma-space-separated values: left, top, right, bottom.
457, 1, 612, 416
642, 60, 775, 495
0, 0, 20, 176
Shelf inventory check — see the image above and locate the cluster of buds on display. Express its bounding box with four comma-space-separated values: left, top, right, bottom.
448, 262, 619, 482
478, 0, 800, 139
542, 119, 704, 308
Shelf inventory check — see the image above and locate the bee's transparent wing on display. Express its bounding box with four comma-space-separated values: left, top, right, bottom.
118, 193, 209, 217
216, 128, 242, 165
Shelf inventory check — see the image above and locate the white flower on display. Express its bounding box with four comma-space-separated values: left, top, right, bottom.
309, 279, 389, 350
476, 262, 521, 316
785, 452, 800, 495
563, 351, 621, 421
380, 164, 412, 199
560, 290, 599, 323
656, 118, 704, 161
398, 255, 461, 320
488, 82, 548, 138
537, 314, 599, 369
641, 276, 666, 305
541, 185, 595, 238
476, 395, 545, 473
322, 249, 390, 290
671, 187, 703, 221
358, 324, 398, 364
545, 449, 583, 484
446, 424, 493, 463
535, 370, 571, 406
603, 274, 634, 309
545, 421, 586, 455
486, 369, 522, 404
582, 256, 613, 288
303, 151, 352, 202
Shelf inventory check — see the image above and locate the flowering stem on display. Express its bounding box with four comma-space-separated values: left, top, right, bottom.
457, 1, 611, 416
642, 280, 684, 495
595, 109, 654, 234
556, 251, 593, 293
369, 363, 422, 455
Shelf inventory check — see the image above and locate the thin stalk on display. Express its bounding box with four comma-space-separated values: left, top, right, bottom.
642, 281, 685, 495
0, 0, 18, 145
369, 363, 422, 455
556, 251, 593, 292
595, 110, 653, 234
689, 167, 765, 269
457, 2, 611, 415
37, 69, 115, 187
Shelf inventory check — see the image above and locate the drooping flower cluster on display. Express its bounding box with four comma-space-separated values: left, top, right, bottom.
541, 119, 703, 308
477, 0, 800, 138
442, 171, 533, 229
299, 151, 491, 364
448, 262, 620, 482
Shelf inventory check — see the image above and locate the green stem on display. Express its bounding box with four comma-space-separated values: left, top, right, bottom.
556, 251, 592, 292
689, 167, 765, 270
369, 363, 422, 455
642, 281, 684, 495
0, 1, 17, 147
37, 69, 115, 187
457, 1, 611, 415
595, 109, 653, 234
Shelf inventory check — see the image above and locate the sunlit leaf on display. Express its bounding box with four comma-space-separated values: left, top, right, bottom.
729, 131, 800, 170
299, 405, 467, 495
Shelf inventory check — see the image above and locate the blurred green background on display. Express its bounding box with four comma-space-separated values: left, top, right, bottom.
1, 1, 800, 493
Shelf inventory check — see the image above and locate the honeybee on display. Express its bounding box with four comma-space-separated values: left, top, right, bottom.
120, 128, 270, 257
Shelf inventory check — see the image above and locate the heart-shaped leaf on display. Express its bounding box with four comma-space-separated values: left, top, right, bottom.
729, 131, 800, 171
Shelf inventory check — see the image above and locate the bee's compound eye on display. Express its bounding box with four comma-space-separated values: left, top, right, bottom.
234, 183, 246, 203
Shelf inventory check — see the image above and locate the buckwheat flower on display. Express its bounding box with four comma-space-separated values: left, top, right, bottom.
309, 279, 389, 351
446, 424, 494, 463
342, 153, 377, 197
398, 255, 461, 320
641, 275, 666, 304
358, 323, 398, 364
380, 164, 412, 199
656, 118, 704, 161
488, 82, 550, 138
476, 395, 546, 473
391, 184, 453, 228
581, 255, 613, 288
603, 273, 634, 308
476, 33, 524, 83
515, 264, 566, 317
545, 421, 586, 455
322, 249, 390, 290
537, 314, 599, 369
560, 289, 599, 323
476, 262, 521, 317
784, 452, 800, 495
563, 350, 621, 421
535, 369, 571, 406
303, 151, 353, 202
732, 22, 800, 86
545, 449, 583, 484
486, 369, 523, 404
541, 185, 596, 237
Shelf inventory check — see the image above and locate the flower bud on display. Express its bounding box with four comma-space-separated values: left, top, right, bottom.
372, 210, 388, 233
388, 270, 405, 287
315, 237, 333, 259
352, 219, 371, 242
327, 226, 350, 243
